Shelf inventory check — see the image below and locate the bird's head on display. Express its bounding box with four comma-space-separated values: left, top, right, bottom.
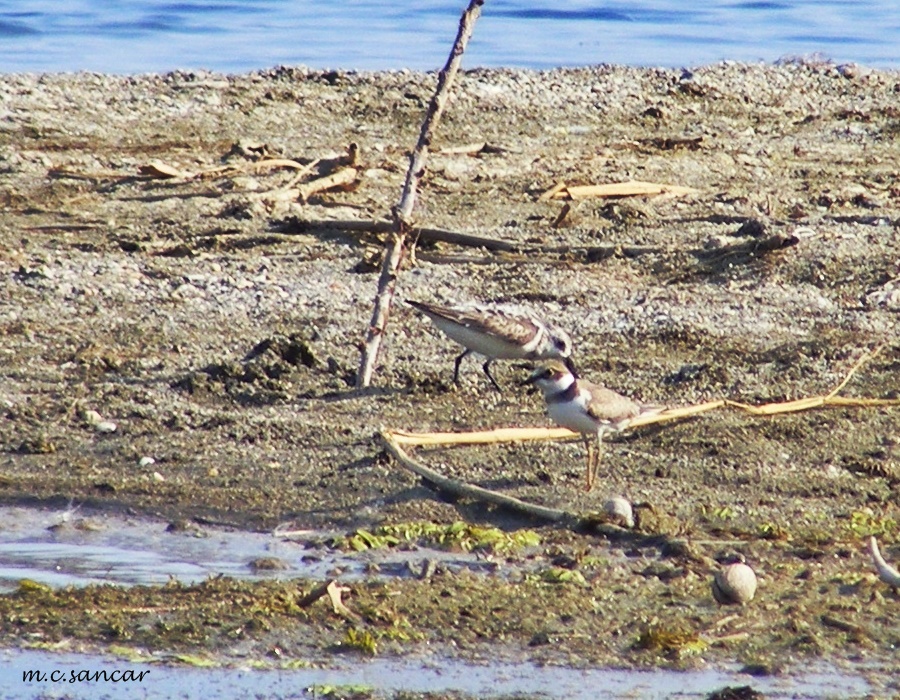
522, 359, 574, 393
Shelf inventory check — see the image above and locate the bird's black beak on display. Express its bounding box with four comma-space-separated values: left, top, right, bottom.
564, 356, 578, 378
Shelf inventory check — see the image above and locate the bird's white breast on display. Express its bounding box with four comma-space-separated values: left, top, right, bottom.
547, 390, 602, 435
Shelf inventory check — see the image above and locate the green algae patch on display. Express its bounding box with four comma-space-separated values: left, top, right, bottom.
0, 577, 317, 653
337, 521, 541, 554
533, 567, 588, 586
341, 627, 379, 655
171, 653, 218, 667
634, 624, 709, 660
845, 509, 897, 538
1, 528, 899, 673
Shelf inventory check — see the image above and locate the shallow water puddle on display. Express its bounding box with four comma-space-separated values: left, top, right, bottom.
0, 506, 316, 590
0, 649, 872, 700
0, 506, 493, 591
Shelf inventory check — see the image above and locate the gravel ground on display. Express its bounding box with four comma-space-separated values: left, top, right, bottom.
0, 61, 899, 683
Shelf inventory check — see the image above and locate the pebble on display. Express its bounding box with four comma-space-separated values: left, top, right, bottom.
602, 496, 634, 529
94, 420, 117, 433
712, 557, 758, 605
82, 409, 103, 425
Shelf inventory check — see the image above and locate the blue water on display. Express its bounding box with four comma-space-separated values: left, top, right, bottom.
0, 1, 897, 75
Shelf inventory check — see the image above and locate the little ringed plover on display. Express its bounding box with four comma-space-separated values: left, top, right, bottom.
525, 360, 663, 491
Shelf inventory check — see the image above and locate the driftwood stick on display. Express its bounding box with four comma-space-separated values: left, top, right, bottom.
394, 2, 483, 229
384, 401, 724, 448
356, 0, 484, 388
556, 180, 699, 200
382, 430, 681, 544
381, 430, 577, 525
300, 218, 531, 251
296, 218, 664, 259
868, 537, 900, 588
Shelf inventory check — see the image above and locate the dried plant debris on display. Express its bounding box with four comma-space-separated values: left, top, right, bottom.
541, 179, 699, 200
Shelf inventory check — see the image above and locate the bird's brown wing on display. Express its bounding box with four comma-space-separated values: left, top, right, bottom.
466, 308, 540, 345
409, 301, 539, 345
581, 382, 642, 425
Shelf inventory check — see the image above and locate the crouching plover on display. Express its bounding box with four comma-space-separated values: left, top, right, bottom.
408, 300, 576, 390
525, 360, 664, 491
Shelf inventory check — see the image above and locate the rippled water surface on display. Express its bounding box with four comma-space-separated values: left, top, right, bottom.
0, 1, 897, 74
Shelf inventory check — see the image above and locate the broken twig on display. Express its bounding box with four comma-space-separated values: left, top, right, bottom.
296, 166, 358, 202
139, 160, 194, 179
356, 0, 484, 388
383, 347, 895, 450
381, 430, 577, 525
725, 345, 897, 415
298, 579, 360, 621
541, 180, 698, 200
294, 218, 664, 260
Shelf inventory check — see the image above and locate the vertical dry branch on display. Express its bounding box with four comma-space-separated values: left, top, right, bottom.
356, 0, 485, 388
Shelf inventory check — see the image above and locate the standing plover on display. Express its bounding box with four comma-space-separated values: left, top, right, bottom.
525, 360, 663, 491
408, 300, 576, 390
